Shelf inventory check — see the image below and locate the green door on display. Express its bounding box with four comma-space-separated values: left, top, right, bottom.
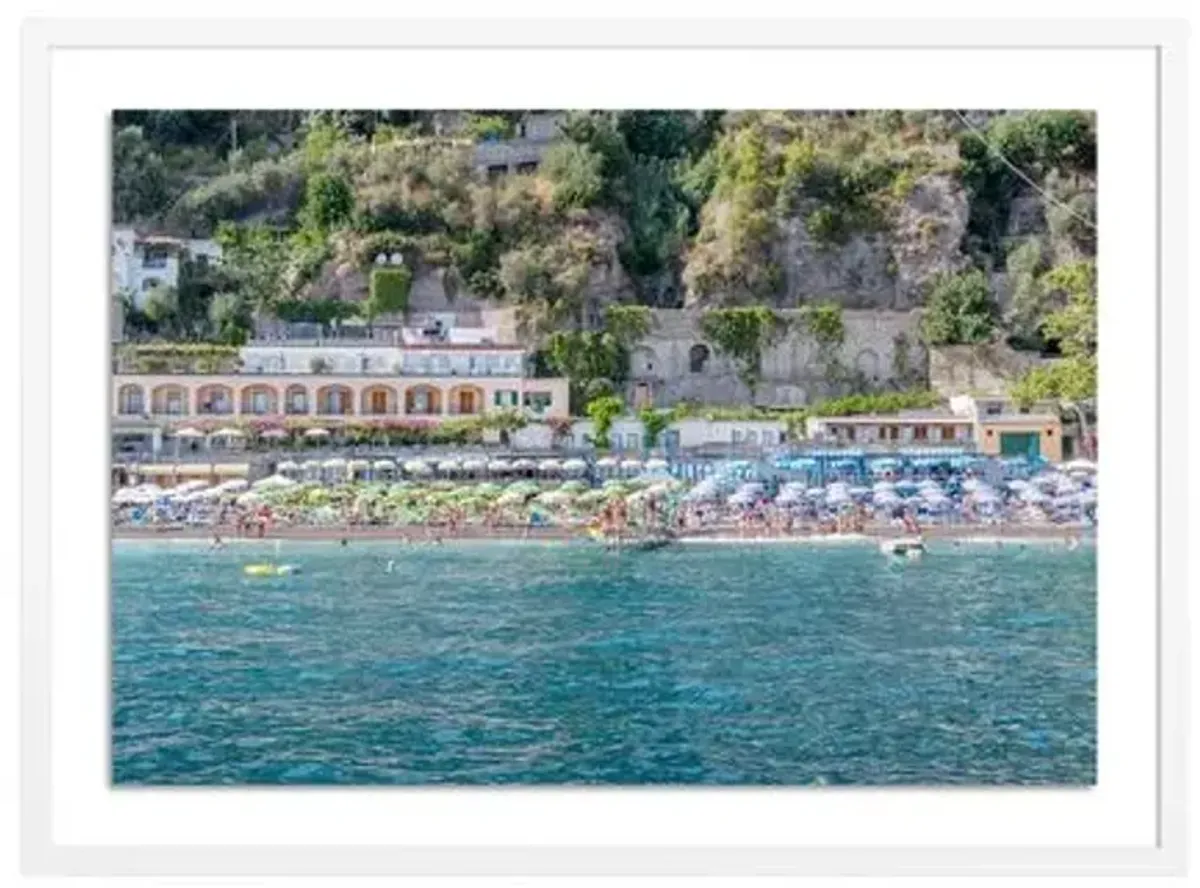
1000, 431, 1040, 458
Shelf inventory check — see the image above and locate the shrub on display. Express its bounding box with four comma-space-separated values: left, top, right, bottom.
364, 266, 413, 321
542, 142, 605, 210
920, 269, 997, 346
303, 172, 355, 230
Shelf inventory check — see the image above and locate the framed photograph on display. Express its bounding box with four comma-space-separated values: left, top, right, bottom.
19, 14, 1188, 878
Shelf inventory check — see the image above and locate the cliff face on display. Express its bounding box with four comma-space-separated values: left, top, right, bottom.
772, 173, 970, 310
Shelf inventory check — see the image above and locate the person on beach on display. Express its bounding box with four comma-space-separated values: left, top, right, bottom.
209, 532, 224, 550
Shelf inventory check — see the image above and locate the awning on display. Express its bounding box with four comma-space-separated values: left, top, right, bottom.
175, 463, 214, 478
211, 463, 250, 477
132, 464, 176, 476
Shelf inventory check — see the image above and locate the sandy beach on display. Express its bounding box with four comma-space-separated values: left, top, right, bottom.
112, 522, 1090, 544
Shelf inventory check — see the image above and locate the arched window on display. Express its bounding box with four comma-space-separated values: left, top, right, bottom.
689, 344, 710, 374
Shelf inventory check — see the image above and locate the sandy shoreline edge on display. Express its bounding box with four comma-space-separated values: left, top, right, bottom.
113, 523, 1092, 545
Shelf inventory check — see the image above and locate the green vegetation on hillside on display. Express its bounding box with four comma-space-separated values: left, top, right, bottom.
113, 109, 1097, 411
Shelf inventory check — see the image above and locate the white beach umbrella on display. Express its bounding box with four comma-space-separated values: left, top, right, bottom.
461, 458, 487, 473
511, 458, 536, 471
277, 460, 300, 473
259, 427, 289, 440
174, 427, 205, 439
594, 456, 618, 469
252, 474, 296, 490
404, 460, 433, 476
487, 460, 513, 474
303, 427, 331, 439
561, 458, 587, 475
372, 459, 397, 471
436, 458, 462, 474
212, 427, 245, 438
620, 458, 644, 472
644, 458, 669, 471
538, 458, 563, 474
171, 480, 209, 495
322, 457, 347, 470
1063, 458, 1098, 475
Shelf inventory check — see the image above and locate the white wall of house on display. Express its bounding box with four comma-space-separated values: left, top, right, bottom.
111, 227, 222, 308
569, 417, 788, 452
239, 344, 527, 377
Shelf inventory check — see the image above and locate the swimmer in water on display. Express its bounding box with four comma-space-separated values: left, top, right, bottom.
209, 532, 224, 550
385, 559, 395, 573
340, 538, 348, 547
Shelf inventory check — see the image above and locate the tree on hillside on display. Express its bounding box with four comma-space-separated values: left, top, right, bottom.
920, 270, 997, 346
585, 395, 625, 451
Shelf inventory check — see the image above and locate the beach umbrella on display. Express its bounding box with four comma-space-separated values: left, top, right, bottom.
277, 459, 300, 472
373, 458, 396, 471
347, 459, 370, 472
487, 459, 512, 474
303, 427, 330, 439
404, 459, 433, 477
644, 458, 669, 471
174, 427, 205, 439
252, 474, 296, 490
1063, 458, 1098, 475
436, 458, 462, 475
461, 458, 487, 474
595, 456, 619, 469
538, 458, 563, 474
511, 458, 536, 472
259, 427, 289, 440
561, 458, 587, 475
620, 458, 644, 472
213, 427, 245, 438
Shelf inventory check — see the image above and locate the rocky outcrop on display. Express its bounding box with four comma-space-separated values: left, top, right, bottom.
745, 173, 970, 311
888, 173, 970, 305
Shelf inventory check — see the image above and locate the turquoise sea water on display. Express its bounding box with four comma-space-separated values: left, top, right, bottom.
112, 540, 1096, 785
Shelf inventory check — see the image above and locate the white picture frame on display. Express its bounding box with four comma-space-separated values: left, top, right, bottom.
19, 14, 1189, 878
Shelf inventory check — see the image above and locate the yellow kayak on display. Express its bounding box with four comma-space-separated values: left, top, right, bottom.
243, 563, 299, 577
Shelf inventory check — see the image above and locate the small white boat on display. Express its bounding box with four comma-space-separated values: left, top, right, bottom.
880, 538, 926, 557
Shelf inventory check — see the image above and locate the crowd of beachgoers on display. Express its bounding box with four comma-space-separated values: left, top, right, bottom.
111, 458, 1097, 543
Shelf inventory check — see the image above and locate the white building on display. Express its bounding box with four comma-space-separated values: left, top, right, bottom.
566, 417, 788, 454
111, 227, 222, 307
